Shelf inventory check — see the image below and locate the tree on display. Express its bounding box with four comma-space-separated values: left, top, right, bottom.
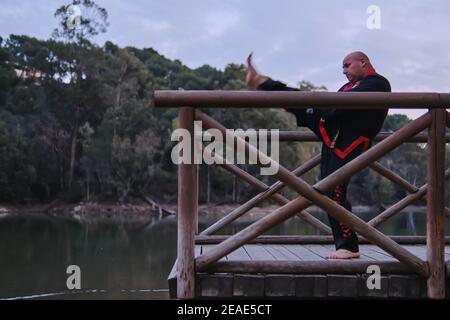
298, 80, 327, 92
49, 1, 109, 190
1, 28, 438, 207
81, 47, 160, 201
52, 0, 109, 45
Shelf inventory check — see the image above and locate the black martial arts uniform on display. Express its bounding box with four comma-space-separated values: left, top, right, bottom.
258, 70, 391, 253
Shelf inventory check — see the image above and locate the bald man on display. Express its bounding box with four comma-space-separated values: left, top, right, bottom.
246, 51, 391, 259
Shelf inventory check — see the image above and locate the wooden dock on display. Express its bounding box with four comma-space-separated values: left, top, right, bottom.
156, 91, 450, 299
169, 243, 450, 298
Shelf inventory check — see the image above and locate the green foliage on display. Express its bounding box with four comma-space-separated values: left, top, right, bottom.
0, 31, 444, 207
298, 80, 327, 92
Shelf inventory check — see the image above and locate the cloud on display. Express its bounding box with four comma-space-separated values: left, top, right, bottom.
1, 0, 449, 119
203, 10, 241, 38
139, 19, 172, 33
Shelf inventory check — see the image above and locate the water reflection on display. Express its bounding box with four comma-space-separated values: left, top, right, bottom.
0, 214, 177, 299
0, 210, 448, 299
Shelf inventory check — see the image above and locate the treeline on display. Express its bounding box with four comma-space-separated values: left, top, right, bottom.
0, 34, 448, 207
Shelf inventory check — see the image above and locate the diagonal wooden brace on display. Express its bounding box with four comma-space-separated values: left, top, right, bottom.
195, 110, 431, 277
369, 162, 450, 218
202, 148, 330, 234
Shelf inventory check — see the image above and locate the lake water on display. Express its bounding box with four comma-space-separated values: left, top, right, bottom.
0, 209, 448, 300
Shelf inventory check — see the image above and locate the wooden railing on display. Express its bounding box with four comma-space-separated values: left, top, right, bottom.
155, 91, 450, 299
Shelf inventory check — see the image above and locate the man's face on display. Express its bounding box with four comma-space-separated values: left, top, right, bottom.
342, 56, 365, 84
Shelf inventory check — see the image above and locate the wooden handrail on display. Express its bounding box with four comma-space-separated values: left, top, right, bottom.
154, 90, 450, 108
197, 131, 450, 142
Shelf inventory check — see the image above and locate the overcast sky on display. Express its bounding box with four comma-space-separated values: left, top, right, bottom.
1, 0, 449, 119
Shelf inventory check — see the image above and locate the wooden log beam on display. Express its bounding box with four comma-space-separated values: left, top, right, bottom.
447, 111, 450, 128
369, 162, 420, 194
268, 169, 430, 277
231, 131, 450, 143
373, 132, 450, 143
195, 110, 431, 277
369, 163, 450, 218
195, 235, 450, 245
177, 107, 197, 299
368, 169, 450, 227
202, 148, 329, 234
368, 184, 427, 228
141, 194, 176, 215
200, 153, 329, 235
154, 90, 450, 108
205, 260, 419, 275
426, 108, 447, 299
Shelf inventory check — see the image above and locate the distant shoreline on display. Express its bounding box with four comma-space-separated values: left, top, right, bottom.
0, 202, 428, 222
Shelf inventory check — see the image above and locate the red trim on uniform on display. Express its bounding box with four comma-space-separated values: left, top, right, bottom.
334, 136, 370, 159
364, 69, 377, 77
319, 119, 331, 146
319, 119, 370, 159
331, 185, 353, 238
342, 83, 354, 91
343, 69, 377, 91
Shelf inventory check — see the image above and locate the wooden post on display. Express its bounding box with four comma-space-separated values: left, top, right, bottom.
177, 107, 197, 299
206, 166, 211, 204
426, 108, 446, 299
195, 161, 199, 234
446, 111, 450, 128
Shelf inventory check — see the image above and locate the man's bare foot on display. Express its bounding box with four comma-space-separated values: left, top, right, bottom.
245, 52, 268, 88
327, 249, 360, 259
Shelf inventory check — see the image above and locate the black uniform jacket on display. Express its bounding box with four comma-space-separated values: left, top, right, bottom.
257, 72, 391, 159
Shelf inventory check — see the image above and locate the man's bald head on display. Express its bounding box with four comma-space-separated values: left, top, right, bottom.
342, 51, 375, 84
344, 51, 370, 62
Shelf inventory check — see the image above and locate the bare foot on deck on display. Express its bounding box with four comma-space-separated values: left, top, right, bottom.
327, 249, 360, 259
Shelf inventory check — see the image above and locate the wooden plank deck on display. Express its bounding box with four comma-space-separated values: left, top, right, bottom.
168, 244, 450, 299
212, 244, 445, 262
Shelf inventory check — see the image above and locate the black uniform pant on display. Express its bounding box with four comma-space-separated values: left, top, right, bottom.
320, 146, 362, 253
